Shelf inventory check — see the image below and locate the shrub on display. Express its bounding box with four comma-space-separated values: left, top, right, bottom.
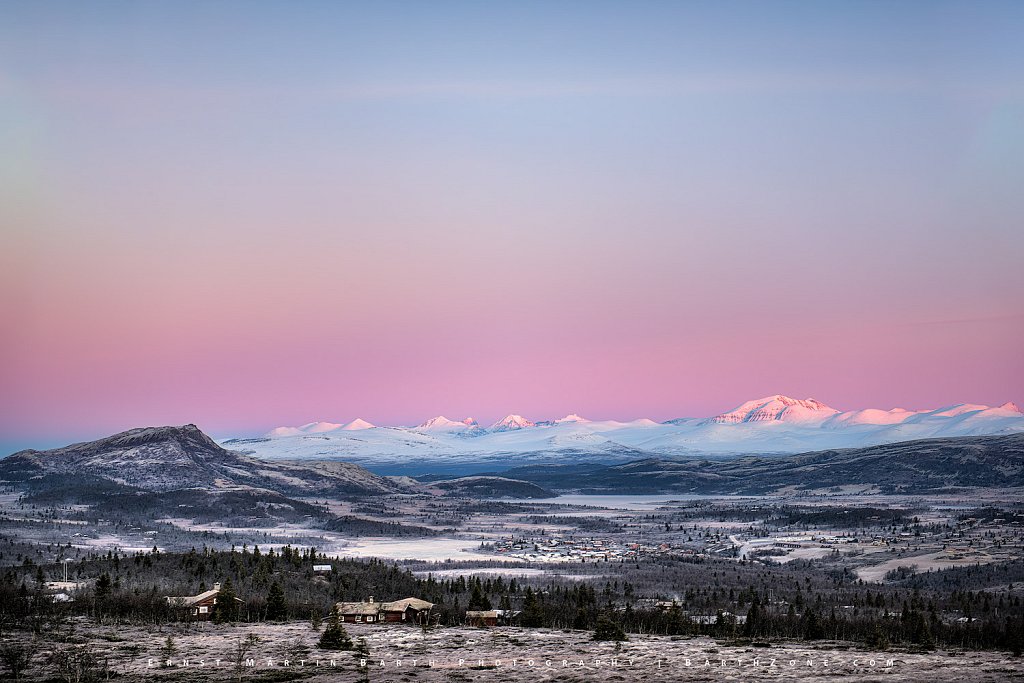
593, 614, 628, 642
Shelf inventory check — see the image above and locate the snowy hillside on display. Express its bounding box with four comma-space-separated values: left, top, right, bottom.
224, 395, 1024, 468
1, 424, 411, 495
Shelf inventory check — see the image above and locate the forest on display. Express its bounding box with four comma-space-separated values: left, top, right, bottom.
2, 543, 1022, 657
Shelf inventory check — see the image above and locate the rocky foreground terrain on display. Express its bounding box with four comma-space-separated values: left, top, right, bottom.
4, 621, 1021, 682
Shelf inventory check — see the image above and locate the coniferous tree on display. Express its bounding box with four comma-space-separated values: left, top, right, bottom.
593, 613, 628, 641
519, 587, 543, 628
265, 581, 286, 621
318, 606, 352, 650
866, 622, 890, 650
213, 578, 239, 624
468, 584, 492, 611
801, 609, 823, 640
160, 636, 177, 667
744, 596, 761, 638
94, 574, 112, 600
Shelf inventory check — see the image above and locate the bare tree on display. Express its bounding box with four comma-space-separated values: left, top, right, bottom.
49, 645, 97, 683
0, 641, 38, 681
232, 634, 259, 683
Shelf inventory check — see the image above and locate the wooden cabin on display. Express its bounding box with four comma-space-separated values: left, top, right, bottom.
336, 598, 383, 623
465, 610, 499, 627
382, 597, 434, 623
335, 596, 434, 625
165, 582, 242, 621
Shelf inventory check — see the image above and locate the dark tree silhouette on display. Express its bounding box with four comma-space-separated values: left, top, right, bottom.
318, 606, 352, 650
265, 581, 286, 621
593, 613, 628, 641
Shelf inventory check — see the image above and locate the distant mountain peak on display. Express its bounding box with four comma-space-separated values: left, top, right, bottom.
341, 418, 375, 430
266, 420, 345, 437
415, 415, 470, 431
710, 395, 839, 424
299, 421, 343, 433
556, 413, 590, 423
1001, 401, 1023, 414
490, 414, 536, 431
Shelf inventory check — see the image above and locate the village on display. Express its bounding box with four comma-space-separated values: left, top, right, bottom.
5, 488, 1023, 591
483, 533, 701, 562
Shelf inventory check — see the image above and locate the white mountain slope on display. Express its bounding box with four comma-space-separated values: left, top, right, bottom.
341, 418, 375, 430
414, 416, 477, 433
490, 414, 535, 431
708, 395, 838, 424
231, 396, 1024, 466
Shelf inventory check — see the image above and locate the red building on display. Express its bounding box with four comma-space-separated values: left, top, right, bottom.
335, 596, 433, 624
465, 610, 499, 627
165, 582, 242, 620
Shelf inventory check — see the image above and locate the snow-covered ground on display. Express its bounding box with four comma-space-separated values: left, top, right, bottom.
411, 567, 550, 579
321, 537, 507, 562
6, 621, 1019, 682
855, 549, 1002, 583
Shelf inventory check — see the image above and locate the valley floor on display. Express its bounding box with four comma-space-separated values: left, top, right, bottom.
5, 620, 1023, 682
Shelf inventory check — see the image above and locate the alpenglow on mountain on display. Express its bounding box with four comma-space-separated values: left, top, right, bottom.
222, 395, 1024, 469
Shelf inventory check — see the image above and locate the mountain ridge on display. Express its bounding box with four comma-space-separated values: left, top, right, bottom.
484, 432, 1024, 495
264, 395, 1021, 436
2, 426, 1021, 501
241, 395, 1024, 468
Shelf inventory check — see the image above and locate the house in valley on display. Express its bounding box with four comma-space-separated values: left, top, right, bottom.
165, 582, 242, 620
465, 610, 499, 627
381, 597, 434, 623
335, 596, 434, 624
336, 597, 383, 623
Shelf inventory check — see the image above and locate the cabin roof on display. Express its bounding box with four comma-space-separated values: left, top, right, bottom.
382, 597, 434, 612
166, 588, 220, 606
336, 597, 433, 615
166, 588, 243, 606
336, 601, 381, 616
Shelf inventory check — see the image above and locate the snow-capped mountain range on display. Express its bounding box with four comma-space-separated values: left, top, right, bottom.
223, 395, 1024, 469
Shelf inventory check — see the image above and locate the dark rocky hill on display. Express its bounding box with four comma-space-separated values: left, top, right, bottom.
0, 424, 413, 497
491, 433, 1024, 494
430, 475, 555, 499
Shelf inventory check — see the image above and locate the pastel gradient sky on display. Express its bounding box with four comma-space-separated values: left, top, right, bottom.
2, 2, 1023, 451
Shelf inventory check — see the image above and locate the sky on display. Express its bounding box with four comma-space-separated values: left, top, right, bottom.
1, 1, 1023, 451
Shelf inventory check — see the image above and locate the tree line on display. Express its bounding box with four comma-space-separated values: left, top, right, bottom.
1, 546, 1021, 656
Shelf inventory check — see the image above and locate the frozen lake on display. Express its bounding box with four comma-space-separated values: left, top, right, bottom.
496, 494, 752, 510
323, 537, 509, 562
412, 566, 548, 579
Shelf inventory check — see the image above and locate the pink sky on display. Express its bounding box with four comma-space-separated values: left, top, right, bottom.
1, 3, 1022, 450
